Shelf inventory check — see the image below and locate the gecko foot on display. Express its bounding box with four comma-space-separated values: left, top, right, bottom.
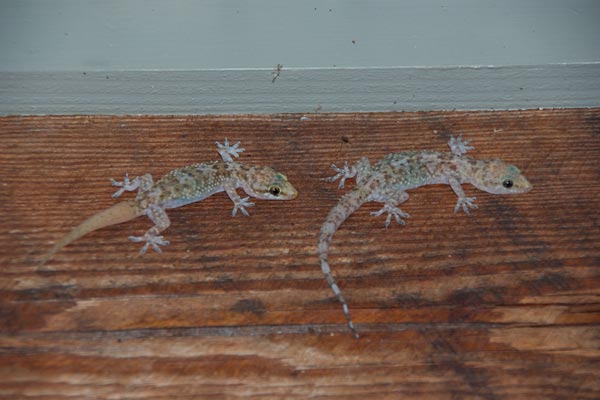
231, 196, 255, 217
216, 138, 245, 163
110, 173, 141, 198
454, 196, 478, 214
448, 134, 474, 157
325, 161, 356, 189
128, 233, 170, 254
371, 205, 410, 227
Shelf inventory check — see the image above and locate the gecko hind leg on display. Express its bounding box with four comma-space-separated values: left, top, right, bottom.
216, 138, 245, 163
325, 161, 357, 189
325, 157, 372, 189
371, 204, 410, 227
370, 190, 410, 227
111, 173, 154, 198
128, 205, 171, 254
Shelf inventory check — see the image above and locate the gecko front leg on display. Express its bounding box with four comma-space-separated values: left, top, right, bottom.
370, 189, 410, 227
111, 173, 154, 198
448, 134, 474, 157
216, 138, 245, 163
449, 177, 478, 214
224, 183, 255, 216
128, 205, 171, 253
447, 135, 478, 213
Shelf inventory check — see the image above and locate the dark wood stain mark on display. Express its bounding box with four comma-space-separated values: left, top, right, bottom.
230, 299, 267, 317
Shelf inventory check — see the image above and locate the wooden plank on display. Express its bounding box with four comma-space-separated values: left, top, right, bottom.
0, 109, 599, 398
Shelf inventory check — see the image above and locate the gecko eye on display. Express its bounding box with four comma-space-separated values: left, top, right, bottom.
269, 186, 281, 196
502, 179, 514, 189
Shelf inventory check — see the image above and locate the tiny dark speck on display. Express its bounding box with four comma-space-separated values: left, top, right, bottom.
82, 72, 86, 75
341, 136, 349, 143
352, 40, 356, 44
519, 87, 523, 90
106, 76, 110, 80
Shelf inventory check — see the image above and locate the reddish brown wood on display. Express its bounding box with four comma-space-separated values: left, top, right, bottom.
0, 110, 599, 398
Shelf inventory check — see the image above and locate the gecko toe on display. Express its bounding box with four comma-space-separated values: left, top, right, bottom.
129, 234, 169, 254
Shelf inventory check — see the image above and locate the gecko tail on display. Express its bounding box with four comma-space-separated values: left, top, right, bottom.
317, 189, 370, 338
39, 200, 140, 266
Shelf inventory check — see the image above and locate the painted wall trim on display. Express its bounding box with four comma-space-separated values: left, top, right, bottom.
1, 63, 599, 116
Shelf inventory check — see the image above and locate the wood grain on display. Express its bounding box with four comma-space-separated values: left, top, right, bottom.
1, 109, 598, 399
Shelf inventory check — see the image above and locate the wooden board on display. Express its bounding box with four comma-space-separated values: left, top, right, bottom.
1, 109, 598, 399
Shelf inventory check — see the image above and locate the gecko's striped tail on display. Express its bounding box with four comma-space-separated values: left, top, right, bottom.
39, 200, 140, 266
317, 188, 370, 338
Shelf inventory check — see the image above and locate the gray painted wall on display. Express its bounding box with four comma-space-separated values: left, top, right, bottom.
1, 0, 599, 115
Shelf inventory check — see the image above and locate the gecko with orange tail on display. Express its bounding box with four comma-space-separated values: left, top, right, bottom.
318, 135, 532, 337
41, 139, 298, 265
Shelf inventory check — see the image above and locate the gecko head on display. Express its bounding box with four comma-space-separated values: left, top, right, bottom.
473, 159, 532, 195
244, 167, 298, 200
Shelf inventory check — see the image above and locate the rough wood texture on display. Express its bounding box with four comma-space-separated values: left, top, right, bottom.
1, 109, 599, 399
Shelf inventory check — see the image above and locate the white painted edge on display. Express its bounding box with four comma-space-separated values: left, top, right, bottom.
1, 63, 599, 116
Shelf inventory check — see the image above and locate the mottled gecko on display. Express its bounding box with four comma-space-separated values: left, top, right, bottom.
318, 135, 532, 337
41, 139, 298, 265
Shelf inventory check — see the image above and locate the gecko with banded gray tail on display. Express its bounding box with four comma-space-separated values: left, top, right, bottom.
318, 135, 532, 338
40, 139, 298, 265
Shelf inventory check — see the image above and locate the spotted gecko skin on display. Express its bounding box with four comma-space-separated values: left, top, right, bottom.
41, 139, 298, 265
318, 135, 532, 337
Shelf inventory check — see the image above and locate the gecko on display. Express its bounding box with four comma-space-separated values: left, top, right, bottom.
318, 135, 532, 337
40, 139, 298, 265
